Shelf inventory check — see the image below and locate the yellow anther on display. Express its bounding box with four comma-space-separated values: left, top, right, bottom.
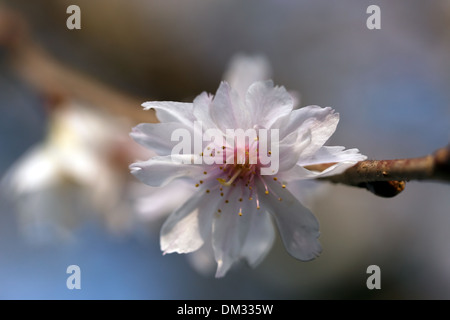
217, 168, 242, 187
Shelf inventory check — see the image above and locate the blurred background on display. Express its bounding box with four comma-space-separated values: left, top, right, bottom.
0, 0, 449, 299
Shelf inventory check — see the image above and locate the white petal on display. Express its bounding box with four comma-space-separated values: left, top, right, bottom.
298, 107, 339, 158
240, 208, 275, 267
192, 91, 217, 130
310, 161, 360, 178
212, 188, 251, 277
130, 122, 193, 156
295, 146, 367, 178
210, 81, 251, 131
142, 101, 195, 127
129, 155, 204, 187
223, 54, 272, 99
135, 180, 196, 222
245, 80, 294, 129
275, 130, 312, 172
1, 145, 59, 195
299, 146, 367, 166
257, 177, 322, 261
276, 164, 317, 182
160, 186, 220, 254
271, 106, 339, 156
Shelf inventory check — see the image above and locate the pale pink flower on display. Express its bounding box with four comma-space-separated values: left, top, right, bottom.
130, 56, 366, 277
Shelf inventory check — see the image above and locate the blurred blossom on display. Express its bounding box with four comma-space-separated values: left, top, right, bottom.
0, 100, 153, 241
130, 55, 366, 277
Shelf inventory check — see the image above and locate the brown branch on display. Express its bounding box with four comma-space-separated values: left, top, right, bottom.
309, 145, 450, 197
0, 6, 157, 125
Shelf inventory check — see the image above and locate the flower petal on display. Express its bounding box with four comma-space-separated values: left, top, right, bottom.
142, 101, 195, 127
212, 188, 252, 277
129, 155, 204, 187
130, 122, 193, 156
257, 177, 322, 261
210, 81, 251, 131
223, 54, 272, 99
134, 180, 196, 222
192, 91, 217, 130
298, 146, 367, 166
295, 146, 367, 178
160, 185, 220, 254
271, 106, 339, 157
275, 129, 312, 172
276, 164, 317, 182
245, 80, 294, 129
240, 208, 275, 267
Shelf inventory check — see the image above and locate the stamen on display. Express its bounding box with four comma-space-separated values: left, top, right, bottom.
256, 194, 260, 210
261, 178, 269, 195
238, 208, 243, 216
217, 168, 242, 187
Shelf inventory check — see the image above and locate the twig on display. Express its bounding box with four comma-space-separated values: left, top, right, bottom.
309, 145, 450, 197
0, 6, 157, 125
